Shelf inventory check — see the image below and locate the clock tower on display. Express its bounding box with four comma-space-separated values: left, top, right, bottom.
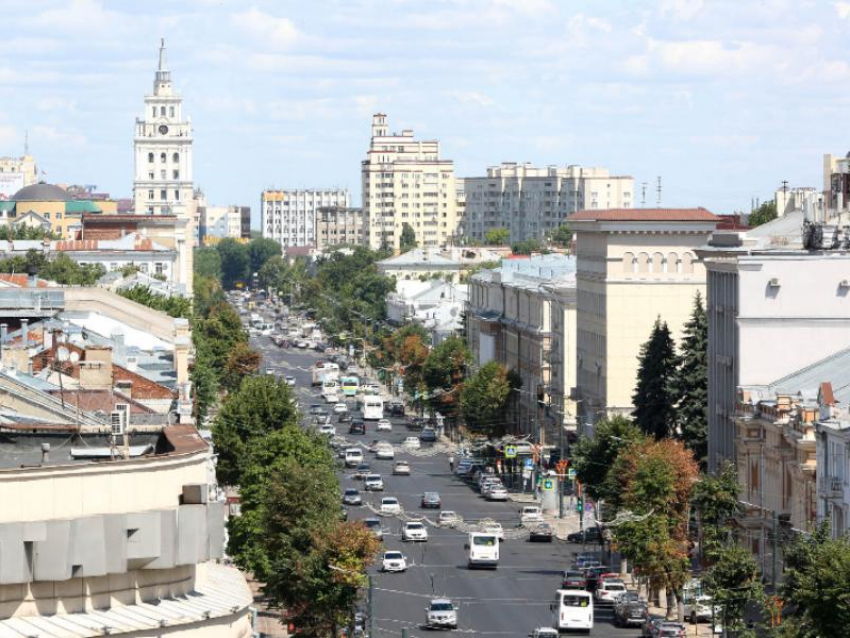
133, 39, 194, 217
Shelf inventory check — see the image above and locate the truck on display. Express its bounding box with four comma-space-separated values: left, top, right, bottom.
312, 363, 340, 386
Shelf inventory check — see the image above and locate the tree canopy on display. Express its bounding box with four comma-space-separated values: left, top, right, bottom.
460, 361, 513, 435
572, 415, 646, 502
249, 237, 282, 274
217, 238, 251, 288
484, 228, 510, 245
632, 317, 678, 439
748, 200, 777, 227
194, 246, 222, 279
549, 224, 572, 248
673, 293, 708, 464
400, 223, 417, 252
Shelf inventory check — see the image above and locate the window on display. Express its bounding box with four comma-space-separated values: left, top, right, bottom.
169, 106, 174, 117
161, 170, 166, 179
155, 263, 165, 275
147, 152, 154, 163
152, 106, 156, 118
172, 152, 179, 163
44, 212, 50, 219
140, 263, 148, 273
148, 190, 154, 200
56, 212, 62, 219
160, 106, 166, 116
173, 170, 179, 179
109, 262, 117, 271
160, 189, 167, 200
148, 171, 154, 179
174, 189, 180, 200
160, 152, 166, 163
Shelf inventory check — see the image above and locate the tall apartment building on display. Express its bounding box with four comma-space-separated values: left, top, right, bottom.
200, 204, 251, 241
315, 206, 363, 249
571, 208, 717, 433
133, 40, 194, 218
463, 163, 633, 244
362, 114, 458, 251
262, 189, 349, 248
0, 154, 37, 198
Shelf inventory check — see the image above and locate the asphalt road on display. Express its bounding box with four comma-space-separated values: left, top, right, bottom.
252, 334, 645, 638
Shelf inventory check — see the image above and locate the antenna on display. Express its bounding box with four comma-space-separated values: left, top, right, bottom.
641, 182, 647, 207
656, 176, 662, 206
24, 130, 29, 156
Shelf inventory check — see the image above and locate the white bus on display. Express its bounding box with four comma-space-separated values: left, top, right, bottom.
466, 532, 499, 569
362, 395, 384, 421
552, 589, 593, 633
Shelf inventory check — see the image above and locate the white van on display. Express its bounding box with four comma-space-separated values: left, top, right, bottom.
345, 448, 363, 467
552, 589, 593, 633
466, 532, 499, 569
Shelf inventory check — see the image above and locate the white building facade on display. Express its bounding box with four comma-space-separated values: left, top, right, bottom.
463, 163, 633, 244
0, 154, 37, 198
362, 114, 458, 251
262, 189, 350, 248
133, 40, 194, 218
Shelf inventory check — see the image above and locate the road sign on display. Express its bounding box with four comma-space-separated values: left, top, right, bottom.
567, 468, 577, 480
524, 458, 534, 469
585, 502, 594, 513
542, 478, 555, 491
505, 445, 517, 459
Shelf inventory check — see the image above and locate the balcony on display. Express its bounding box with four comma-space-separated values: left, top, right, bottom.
822, 476, 844, 499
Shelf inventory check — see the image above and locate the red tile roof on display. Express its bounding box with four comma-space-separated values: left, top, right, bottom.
0, 274, 49, 288
570, 207, 718, 222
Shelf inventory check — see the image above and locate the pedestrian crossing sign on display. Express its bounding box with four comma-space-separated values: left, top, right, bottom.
505, 445, 517, 458
543, 478, 555, 491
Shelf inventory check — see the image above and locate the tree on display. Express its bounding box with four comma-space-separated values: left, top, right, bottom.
691, 461, 740, 566
672, 293, 708, 464
212, 374, 299, 486
460, 361, 512, 435
258, 255, 288, 292
249, 237, 282, 274
194, 247, 222, 279
749, 200, 777, 227
781, 523, 850, 637
216, 238, 250, 289
400, 223, 417, 252
632, 318, 678, 439
422, 335, 470, 417
703, 545, 762, 633
221, 342, 262, 392
511, 239, 542, 255
549, 224, 572, 248
484, 228, 510, 245
571, 415, 646, 502
118, 285, 192, 319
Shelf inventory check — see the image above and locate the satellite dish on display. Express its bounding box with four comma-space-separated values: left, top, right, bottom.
56, 347, 70, 362
69, 352, 80, 363
450, 308, 458, 317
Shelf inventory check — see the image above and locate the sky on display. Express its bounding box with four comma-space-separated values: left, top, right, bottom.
1, 0, 849, 226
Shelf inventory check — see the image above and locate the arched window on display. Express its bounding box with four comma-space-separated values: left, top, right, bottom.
682, 252, 695, 274
160, 152, 166, 163
169, 106, 175, 118
668, 252, 679, 274
147, 152, 154, 163
653, 252, 664, 274
160, 106, 166, 116
172, 152, 179, 164
152, 106, 156, 118
623, 252, 635, 274
637, 252, 649, 274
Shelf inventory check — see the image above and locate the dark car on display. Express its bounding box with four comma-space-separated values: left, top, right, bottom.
309, 404, 322, 415
528, 522, 553, 542
561, 569, 587, 589
613, 600, 649, 628
566, 526, 603, 544
354, 463, 372, 479
389, 401, 405, 416
584, 565, 612, 591
349, 419, 366, 435
421, 491, 441, 508
407, 416, 425, 430
419, 428, 437, 442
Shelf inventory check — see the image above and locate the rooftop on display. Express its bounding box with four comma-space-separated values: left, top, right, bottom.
378, 248, 458, 268
12, 182, 70, 202
570, 207, 718, 222
472, 254, 576, 288
0, 432, 160, 470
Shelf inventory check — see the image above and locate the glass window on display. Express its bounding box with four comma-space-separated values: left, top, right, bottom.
44, 212, 50, 219
160, 106, 166, 116
148, 152, 154, 163
148, 190, 154, 200
155, 262, 165, 275
172, 152, 179, 163
160, 189, 166, 200
175, 189, 180, 200
561, 595, 590, 607
169, 106, 174, 117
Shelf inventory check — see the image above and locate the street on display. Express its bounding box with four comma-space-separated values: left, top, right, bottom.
253, 336, 648, 638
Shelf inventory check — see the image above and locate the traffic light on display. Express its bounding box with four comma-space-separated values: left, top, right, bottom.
576, 496, 583, 513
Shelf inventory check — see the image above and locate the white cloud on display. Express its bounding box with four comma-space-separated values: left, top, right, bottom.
627, 38, 778, 77
660, 0, 704, 21
445, 90, 495, 108
232, 7, 300, 50
36, 97, 77, 113
836, 2, 850, 19
32, 125, 86, 148
0, 125, 18, 149
27, 0, 131, 35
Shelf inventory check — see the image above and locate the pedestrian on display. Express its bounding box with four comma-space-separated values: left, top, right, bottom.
449, 454, 455, 473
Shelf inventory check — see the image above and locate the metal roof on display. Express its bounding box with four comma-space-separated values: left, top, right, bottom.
767, 346, 850, 406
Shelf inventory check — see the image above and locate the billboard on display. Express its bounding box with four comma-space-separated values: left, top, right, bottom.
0, 173, 24, 198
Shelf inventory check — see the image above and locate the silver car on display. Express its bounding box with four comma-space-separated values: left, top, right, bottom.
426, 599, 458, 629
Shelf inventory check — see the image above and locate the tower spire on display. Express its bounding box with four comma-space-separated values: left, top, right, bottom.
158, 38, 168, 72
155, 38, 171, 88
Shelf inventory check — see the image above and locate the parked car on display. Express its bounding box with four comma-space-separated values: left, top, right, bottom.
561, 570, 588, 589
425, 599, 458, 630
389, 401, 405, 416
528, 522, 553, 542
402, 521, 429, 542
566, 526, 603, 543
342, 488, 362, 506
653, 622, 686, 637
595, 578, 627, 605
381, 551, 408, 573
364, 474, 384, 491
392, 461, 412, 476
421, 492, 442, 508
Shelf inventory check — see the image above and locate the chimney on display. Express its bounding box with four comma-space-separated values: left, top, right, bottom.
79, 346, 113, 390
26, 264, 38, 288
20, 319, 28, 347
112, 331, 126, 366
41, 443, 50, 464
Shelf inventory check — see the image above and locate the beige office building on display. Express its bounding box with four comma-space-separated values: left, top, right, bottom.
362, 114, 458, 251
463, 163, 633, 244
315, 206, 363, 249
571, 208, 718, 432
0, 154, 37, 198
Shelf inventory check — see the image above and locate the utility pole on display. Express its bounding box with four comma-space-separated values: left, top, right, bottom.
369, 574, 374, 638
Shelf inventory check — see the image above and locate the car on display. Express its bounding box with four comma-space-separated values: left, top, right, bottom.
354, 463, 372, 479
520, 506, 544, 525
363, 517, 383, 539
595, 578, 627, 605
389, 401, 405, 416
344, 448, 363, 467
406, 416, 425, 430
342, 488, 362, 506
265, 367, 275, 376
403, 437, 421, 450
338, 413, 353, 424
420, 492, 441, 508
349, 420, 366, 435
653, 622, 686, 638
573, 554, 600, 569
375, 443, 395, 460
284, 375, 296, 386
481, 522, 504, 540
393, 461, 411, 475
561, 570, 588, 589
333, 403, 348, 414
376, 419, 392, 432
585, 565, 613, 590
309, 404, 322, 416
319, 423, 336, 436
613, 600, 648, 628
364, 474, 384, 491
425, 599, 457, 630
380, 497, 402, 515
315, 414, 332, 427
528, 522, 553, 542
455, 458, 474, 475
367, 439, 383, 453
437, 511, 460, 526
684, 595, 719, 624
419, 427, 437, 442
402, 521, 429, 542
528, 628, 559, 638
567, 526, 603, 544
485, 485, 509, 501
381, 551, 408, 573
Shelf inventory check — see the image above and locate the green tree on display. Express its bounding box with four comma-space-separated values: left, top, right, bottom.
422, 335, 470, 417
632, 318, 677, 439
221, 341, 262, 392
749, 200, 777, 227
216, 238, 250, 289
400, 223, 417, 252
571, 415, 646, 502
511, 238, 542, 255
691, 461, 740, 566
258, 255, 288, 292
549, 224, 572, 248
781, 522, 850, 637
703, 545, 762, 632
484, 228, 510, 245
673, 293, 708, 463
194, 247, 222, 279
212, 374, 298, 486
249, 237, 282, 274
460, 361, 512, 435
118, 285, 192, 319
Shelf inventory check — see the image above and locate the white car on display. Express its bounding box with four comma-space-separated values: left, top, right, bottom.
393, 461, 412, 476
380, 497, 402, 515
333, 403, 348, 414
595, 578, 627, 605
425, 599, 458, 630
377, 419, 392, 432
520, 506, 544, 525
382, 551, 408, 572
403, 437, 421, 450
344, 448, 363, 467
402, 521, 429, 542
375, 444, 395, 460
485, 485, 509, 501
284, 375, 296, 386
437, 511, 460, 526
364, 474, 384, 491
319, 423, 336, 437
265, 367, 275, 376
482, 522, 504, 540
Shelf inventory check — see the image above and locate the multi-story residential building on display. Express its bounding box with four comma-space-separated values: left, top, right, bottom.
700, 211, 850, 471
571, 208, 717, 433
0, 153, 37, 198
262, 189, 349, 248
200, 204, 251, 241
315, 206, 363, 249
466, 254, 576, 441
462, 163, 634, 244
133, 39, 195, 220
455, 177, 467, 240
362, 114, 458, 251
816, 375, 850, 538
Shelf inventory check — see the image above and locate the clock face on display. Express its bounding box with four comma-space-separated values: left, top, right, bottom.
158, 124, 169, 135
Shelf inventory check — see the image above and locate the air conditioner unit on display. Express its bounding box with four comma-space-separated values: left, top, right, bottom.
840, 280, 850, 288
768, 278, 781, 288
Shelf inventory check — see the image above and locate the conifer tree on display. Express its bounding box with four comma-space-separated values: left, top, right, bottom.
632, 317, 677, 439
674, 293, 708, 463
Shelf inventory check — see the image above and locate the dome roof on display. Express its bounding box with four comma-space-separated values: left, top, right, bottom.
12, 182, 70, 202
